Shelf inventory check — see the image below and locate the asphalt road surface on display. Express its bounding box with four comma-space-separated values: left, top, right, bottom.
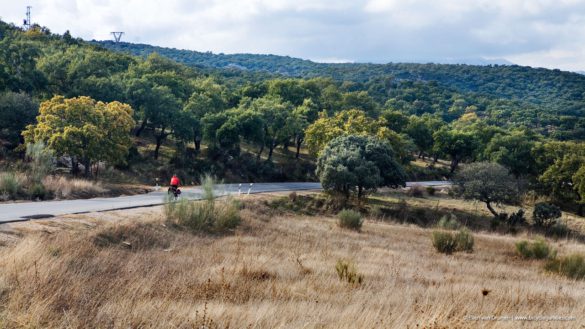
0, 181, 450, 224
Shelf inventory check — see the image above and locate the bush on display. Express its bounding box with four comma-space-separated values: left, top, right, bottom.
26, 142, 54, 183
547, 221, 571, 239
432, 229, 474, 254
29, 183, 49, 200
165, 175, 241, 234
437, 214, 460, 230
515, 239, 556, 260
432, 231, 457, 254
426, 186, 436, 196
407, 185, 425, 198
0, 172, 24, 200
454, 229, 474, 252
533, 202, 561, 228
338, 209, 363, 230
335, 259, 363, 285
545, 254, 585, 280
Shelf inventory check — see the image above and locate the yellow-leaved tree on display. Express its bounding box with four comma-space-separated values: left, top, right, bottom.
305, 109, 414, 163
23, 95, 135, 177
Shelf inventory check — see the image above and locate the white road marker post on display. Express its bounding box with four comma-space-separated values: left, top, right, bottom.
247, 183, 253, 195
238, 184, 242, 195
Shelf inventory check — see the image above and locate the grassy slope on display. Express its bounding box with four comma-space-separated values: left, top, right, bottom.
1, 193, 584, 328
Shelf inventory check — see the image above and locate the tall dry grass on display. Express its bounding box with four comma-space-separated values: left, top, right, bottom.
1, 199, 584, 328
42, 176, 106, 199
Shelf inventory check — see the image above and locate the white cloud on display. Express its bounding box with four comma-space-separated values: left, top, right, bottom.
2, 0, 585, 71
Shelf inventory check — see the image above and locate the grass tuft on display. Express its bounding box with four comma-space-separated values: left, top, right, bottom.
335, 259, 364, 285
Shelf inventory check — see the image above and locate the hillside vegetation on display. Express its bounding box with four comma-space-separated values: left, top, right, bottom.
2, 20, 585, 217
98, 40, 585, 139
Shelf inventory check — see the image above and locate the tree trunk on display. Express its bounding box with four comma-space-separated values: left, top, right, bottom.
83, 157, 91, 178
71, 157, 79, 176
432, 154, 439, 164
418, 150, 423, 159
194, 135, 201, 151
257, 143, 264, 159
154, 127, 166, 160
295, 139, 302, 159
449, 157, 460, 174
485, 201, 499, 217
268, 139, 277, 161
135, 118, 147, 137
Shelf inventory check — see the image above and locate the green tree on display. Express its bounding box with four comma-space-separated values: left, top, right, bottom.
316, 135, 406, 199
455, 162, 518, 217
182, 78, 228, 151
404, 115, 433, 158
0, 91, 38, 149
23, 96, 135, 177
433, 127, 478, 174
485, 130, 538, 180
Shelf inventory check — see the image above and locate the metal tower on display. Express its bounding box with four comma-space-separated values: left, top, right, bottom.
111, 32, 124, 42
23, 6, 32, 30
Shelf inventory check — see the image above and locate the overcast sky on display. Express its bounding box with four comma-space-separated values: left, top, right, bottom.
2, 0, 585, 71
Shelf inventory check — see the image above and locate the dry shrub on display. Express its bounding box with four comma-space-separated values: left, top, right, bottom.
407, 185, 425, 198
239, 264, 276, 281
335, 259, 363, 285
42, 176, 106, 199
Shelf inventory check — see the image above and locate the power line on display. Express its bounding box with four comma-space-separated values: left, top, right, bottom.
111, 31, 124, 42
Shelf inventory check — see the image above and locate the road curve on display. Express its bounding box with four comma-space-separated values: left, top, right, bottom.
0, 181, 450, 224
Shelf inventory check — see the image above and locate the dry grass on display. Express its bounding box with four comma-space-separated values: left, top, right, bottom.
42, 176, 106, 199
1, 197, 585, 328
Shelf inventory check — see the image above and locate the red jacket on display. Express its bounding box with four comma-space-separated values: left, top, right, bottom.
170, 176, 180, 186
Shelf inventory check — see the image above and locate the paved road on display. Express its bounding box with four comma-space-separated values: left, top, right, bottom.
0, 181, 450, 224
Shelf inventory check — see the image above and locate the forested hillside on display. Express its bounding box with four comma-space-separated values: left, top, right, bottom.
97, 40, 585, 140
3, 19, 585, 213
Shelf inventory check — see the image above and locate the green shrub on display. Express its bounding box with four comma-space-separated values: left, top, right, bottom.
454, 229, 474, 252
432, 231, 457, 254
545, 254, 585, 280
0, 172, 23, 200
437, 214, 460, 230
533, 202, 562, 228
432, 229, 474, 254
515, 239, 556, 260
335, 259, 363, 285
338, 209, 363, 230
426, 186, 436, 196
29, 183, 49, 200
165, 197, 241, 233
164, 175, 240, 234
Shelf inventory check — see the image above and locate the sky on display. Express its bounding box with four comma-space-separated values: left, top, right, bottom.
2, 0, 585, 71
